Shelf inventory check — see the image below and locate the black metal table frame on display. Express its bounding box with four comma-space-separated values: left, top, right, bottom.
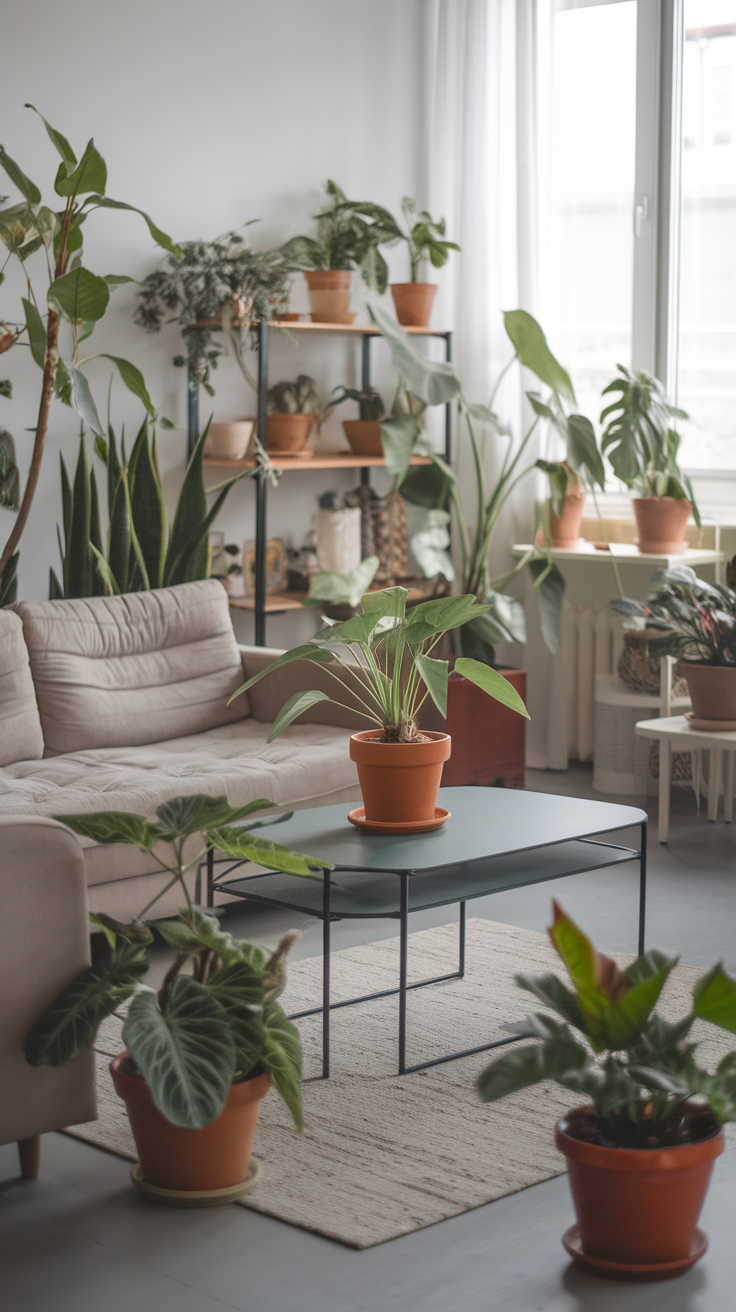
203, 818, 647, 1079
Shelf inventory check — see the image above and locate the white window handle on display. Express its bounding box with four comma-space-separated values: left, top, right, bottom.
634, 196, 649, 237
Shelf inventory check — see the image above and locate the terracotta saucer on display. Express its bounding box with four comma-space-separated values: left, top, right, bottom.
130, 1157, 261, 1207
267, 448, 314, 460
562, 1224, 707, 1282
347, 806, 450, 836
685, 712, 736, 732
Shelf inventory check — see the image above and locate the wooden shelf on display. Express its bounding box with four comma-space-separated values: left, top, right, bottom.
203, 453, 432, 471
228, 592, 307, 613
188, 320, 449, 337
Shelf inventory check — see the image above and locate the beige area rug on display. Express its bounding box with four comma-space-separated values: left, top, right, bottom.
65, 918, 735, 1248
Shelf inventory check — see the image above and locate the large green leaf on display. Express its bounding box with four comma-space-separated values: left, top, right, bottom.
206, 961, 266, 1074
123, 975, 235, 1128
154, 793, 273, 840
503, 311, 575, 402
516, 972, 587, 1031
227, 643, 337, 705
527, 558, 564, 660
22, 297, 46, 369
404, 594, 491, 642
477, 1029, 589, 1102
414, 653, 449, 717
207, 827, 330, 880
69, 364, 104, 436
380, 414, 420, 485
368, 301, 461, 405
54, 138, 107, 197
306, 557, 380, 609
25, 105, 76, 169
602, 957, 677, 1048
48, 268, 110, 323
454, 658, 530, 718
83, 195, 181, 256
25, 945, 146, 1067
261, 1003, 303, 1130
567, 413, 605, 489
55, 810, 164, 851
266, 690, 332, 742
99, 355, 156, 419
152, 908, 242, 965
406, 506, 455, 582
360, 585, 409, 622
693, 965, 736, 1034
0, 145, 41, 204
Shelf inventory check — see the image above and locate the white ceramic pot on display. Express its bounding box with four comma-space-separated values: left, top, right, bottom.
204, 420, 255, 461
315, 507, 362, 574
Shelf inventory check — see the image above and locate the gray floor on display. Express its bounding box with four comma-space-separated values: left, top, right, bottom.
2, 764, 736, 1312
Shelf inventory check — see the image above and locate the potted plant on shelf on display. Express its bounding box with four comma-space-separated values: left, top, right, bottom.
536, 460, 585, 548
229, 586, 529, 833
24, 793, 323, 1204
279, 181, 399, 323
325, 385, 386, 456
134, 226, 291, 396
600, 365, 700, 555
389, 197, 460, 328
368, 302, 605, 787
611, 564, 736, 726
266, 374, 322, 455
476, 901, 736, 1278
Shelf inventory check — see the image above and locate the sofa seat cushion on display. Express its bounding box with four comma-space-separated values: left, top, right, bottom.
11, 579, 250, 755
0, 611, 44, 766
0, 720, 359, 886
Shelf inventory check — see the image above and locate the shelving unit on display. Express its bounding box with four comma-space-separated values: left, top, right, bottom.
189, 319, 452, 644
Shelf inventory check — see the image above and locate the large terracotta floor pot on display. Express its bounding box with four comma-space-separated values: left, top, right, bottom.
633, 497, 691, 554
390, 283, 436, 328
556, 1110, 724, 1268
549, 493, 585, 548
110, 1053, 270, 1192
349, 730, 451, 825
267, 413, 315, 453
418, 669, 527, 788
342, 420, 383, 457
675, 663, 736, 722
304, 270, 353, 324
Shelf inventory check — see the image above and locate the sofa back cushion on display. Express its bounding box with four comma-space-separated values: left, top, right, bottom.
0, 611, 45, 765
12, 580, 250, 754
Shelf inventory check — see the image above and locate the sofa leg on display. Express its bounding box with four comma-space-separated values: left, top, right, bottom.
18, 1136, 41, 1179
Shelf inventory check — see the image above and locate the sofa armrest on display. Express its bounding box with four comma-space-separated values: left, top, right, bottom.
238, 644, 368, 730
0, 817, 97, 1147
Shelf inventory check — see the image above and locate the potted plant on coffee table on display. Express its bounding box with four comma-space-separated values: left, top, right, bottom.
611, 564, 736, 727
600, 365, 700, 554
279, 181, 399, 323
24, 794, 326, 1205
266, 374, 322, 455
229, 586, 529, 833
476, 901, 736, 1279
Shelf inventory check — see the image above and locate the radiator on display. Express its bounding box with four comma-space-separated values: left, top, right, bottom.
561, 604, 626, 761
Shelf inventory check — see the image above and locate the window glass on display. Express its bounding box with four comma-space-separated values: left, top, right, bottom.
677, 0, 736, 468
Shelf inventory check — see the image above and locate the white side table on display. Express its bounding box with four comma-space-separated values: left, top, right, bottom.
634, 716, 736, 842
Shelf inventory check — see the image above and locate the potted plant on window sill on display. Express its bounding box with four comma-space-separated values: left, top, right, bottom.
600, 365, 700, 555
230, 587, 529, 832
266, 374, 322, 455
24, 794, 324, 1204
611, 564, 736, 726
476, 901, 736, 1279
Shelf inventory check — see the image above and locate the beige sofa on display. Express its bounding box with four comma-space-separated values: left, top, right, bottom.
0, 580, 362, 920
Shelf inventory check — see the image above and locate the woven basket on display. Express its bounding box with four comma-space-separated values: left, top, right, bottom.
618, 630, 688, 697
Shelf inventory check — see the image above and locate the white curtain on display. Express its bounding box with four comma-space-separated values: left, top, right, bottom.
422, 0, 568, 769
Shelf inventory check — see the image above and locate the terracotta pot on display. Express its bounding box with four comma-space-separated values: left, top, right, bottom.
675, 663, 736, 722
204, 420, 254, 461
110, 1052, 270, 1192
349, 729, 451, 824
633, 497, 691, 554
304, 270, 354, 324
418, 669, 527, 788
556, 1110, 723, 1266
342, 420, 383, 457
549, 493, 585, 548
266, 413, 315, 453
390, 283, 436, 328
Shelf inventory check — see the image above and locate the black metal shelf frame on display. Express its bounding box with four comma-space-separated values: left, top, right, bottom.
186, 323, 453, 645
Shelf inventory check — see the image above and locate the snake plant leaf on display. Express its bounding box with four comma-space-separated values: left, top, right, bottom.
414, 653, 449, 717
0, 144, 41, 205
261, 1003, 303, 1130
693, 964, 736, 1034
89, 466, 105, 595
266, 690, 332, 742
454, 658, 530, 719
22, 296, 46, 368
228, 643, 337, 704
89, 544, 120, 595
54, 810, 165, 851
98, 354, 156, 419
0, 427, 19, 511
0, 552, 19, 607
380, 414, 420, 485
65, 435, 91, 597
503, 311, 575, 403
207, 827, 330, 881
48, 268, 110, 323
163, 426, 208, 585
54, 138, 107, 197
24, 105, 77, 170
368, 301, 461, 405
107, 467, 131, 591
25, 944, 147, 1067
127, 423, 165, 587
123, 975, 236, 1129
477, 1026, 589, 1102
49, 567, 64, 599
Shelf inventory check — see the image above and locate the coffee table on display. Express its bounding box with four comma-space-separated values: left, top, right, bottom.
206, 787, 647, 1078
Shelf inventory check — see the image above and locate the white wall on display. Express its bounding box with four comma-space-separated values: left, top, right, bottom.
0, 0, 428, 645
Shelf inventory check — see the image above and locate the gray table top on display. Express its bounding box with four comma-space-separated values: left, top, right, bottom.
241, 787, 645, 873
